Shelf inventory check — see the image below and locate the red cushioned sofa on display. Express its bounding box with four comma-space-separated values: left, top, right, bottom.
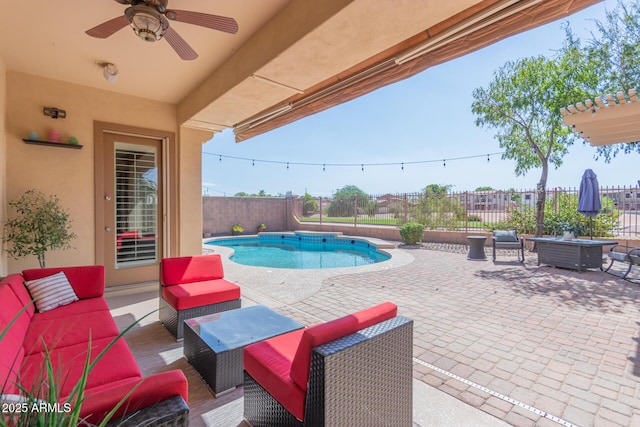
159, 254, 242, 340
243, 302, 414, 426
0, 265, 189, 426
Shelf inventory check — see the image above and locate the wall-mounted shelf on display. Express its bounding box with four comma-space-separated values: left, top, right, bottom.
23, 139, 83, 149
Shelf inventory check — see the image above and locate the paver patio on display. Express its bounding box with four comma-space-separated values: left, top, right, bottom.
210, 242, 640, 427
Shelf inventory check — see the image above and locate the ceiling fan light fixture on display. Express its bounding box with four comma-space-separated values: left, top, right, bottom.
125, 6, 169, 42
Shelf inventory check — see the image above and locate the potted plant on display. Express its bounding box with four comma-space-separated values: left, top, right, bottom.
556, 221, 584, 240
232, 224, 244, 235
257, 223, 266, 232
2, 189, 77, 268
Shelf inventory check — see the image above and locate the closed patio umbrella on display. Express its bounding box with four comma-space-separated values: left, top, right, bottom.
578, 169, 601, 239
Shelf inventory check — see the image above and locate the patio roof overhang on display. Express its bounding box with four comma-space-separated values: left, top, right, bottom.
561, 89, 640, 146
231, 0, 603, 142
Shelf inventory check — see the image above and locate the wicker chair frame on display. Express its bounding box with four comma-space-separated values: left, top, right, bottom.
604, 245, 640, 279
492, 236, 525, 262
106, 395, 189, 427
243, 315, 413, 426
158, 284, 241, 340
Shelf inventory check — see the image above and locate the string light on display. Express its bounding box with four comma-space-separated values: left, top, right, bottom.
205, 151, 504, 170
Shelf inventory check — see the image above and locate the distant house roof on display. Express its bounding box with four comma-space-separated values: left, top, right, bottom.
561, 89, 640, 146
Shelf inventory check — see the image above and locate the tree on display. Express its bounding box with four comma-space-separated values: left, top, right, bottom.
567, 0, 640, 161
475, 186, 494, 191
408, 184, 463, 230
471, 50, 589, 236
2, 189, 77, 268
301, 192, 318, 216
328, 185, 372, 217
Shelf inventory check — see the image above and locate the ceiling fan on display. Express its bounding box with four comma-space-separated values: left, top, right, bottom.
86, 0, 239, 60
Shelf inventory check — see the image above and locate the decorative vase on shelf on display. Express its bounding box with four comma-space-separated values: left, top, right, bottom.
562, 231, 574, 241
48, 129, 60, 142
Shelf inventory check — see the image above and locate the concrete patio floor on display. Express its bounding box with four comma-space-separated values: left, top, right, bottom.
203, 240, 640, 427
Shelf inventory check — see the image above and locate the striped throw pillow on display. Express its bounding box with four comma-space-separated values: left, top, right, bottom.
24, 271, 79, 312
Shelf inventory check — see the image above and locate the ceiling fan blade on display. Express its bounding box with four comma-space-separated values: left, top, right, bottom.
164, 27, 198, 60
86, 15, 130, 38
166, 10, 238, 34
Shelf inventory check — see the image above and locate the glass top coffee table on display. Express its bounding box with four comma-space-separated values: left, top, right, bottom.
183, 305, 304, 396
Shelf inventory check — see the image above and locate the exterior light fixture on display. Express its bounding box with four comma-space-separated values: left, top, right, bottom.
43, 107, 66, 119
100, 62, 119, 83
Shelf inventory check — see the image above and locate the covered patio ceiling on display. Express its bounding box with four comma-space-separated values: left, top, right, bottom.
0, 0, 601, 142
561, 89, 640, 146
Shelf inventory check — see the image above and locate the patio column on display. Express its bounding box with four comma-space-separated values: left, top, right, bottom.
178, 127, 214, 256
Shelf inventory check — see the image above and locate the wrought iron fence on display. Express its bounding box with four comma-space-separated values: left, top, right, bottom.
294, 186, 640, 237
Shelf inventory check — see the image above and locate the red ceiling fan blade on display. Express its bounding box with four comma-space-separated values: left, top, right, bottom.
86, 15, 130, 38
165, 10, 238, 34
164, 27, 198, 60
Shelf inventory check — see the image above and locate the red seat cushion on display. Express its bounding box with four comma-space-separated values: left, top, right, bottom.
30, 297, 110, 321
290, 302, 397, 391
161, 254, 225, 286
23, 309, 119, 355
161, 279, 240, 310
244, 329, 306, 421
20, 337, 142, 397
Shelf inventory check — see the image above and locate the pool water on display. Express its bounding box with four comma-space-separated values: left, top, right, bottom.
206, 234, 390, 269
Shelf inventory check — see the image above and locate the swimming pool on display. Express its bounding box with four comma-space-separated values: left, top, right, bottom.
205, 232, 391, 269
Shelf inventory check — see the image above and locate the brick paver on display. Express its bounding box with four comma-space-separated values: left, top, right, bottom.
220, 243, 640, 426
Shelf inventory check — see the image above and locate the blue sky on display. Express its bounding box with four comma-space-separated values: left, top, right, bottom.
203, 0, 638, 197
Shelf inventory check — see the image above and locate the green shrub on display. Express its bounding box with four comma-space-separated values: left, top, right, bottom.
399, 222, 425, 245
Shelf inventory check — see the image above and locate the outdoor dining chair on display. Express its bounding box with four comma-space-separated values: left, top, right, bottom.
492, 230, 525, 262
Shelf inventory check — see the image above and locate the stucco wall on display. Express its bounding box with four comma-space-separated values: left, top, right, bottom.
202, 196, 288, 236
4, 71, 182, 273
0, 60, 6, 276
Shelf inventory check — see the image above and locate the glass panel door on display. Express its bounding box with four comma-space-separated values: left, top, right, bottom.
114, 142, 158, 268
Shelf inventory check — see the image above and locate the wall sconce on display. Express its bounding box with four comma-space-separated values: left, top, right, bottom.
99, 62, 119, 83
43, 107, 66, 119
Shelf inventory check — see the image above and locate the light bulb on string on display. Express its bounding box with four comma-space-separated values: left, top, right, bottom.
219, 155, 222, 162
252, 159, 255, 166
401, 162, 404, 171
443, 159, 446, 168
487, 154, 490, 163
361, 164, 364, 172
286, 162, 289, 170
323, 164, 326, 172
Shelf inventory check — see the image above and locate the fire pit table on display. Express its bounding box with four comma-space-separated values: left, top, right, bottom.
526, 237, 617, 272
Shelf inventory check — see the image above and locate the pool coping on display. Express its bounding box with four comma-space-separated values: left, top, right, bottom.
202, 231, 409, 273
204, 230, 396, 250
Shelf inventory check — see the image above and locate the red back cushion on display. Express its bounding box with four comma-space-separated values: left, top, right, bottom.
1, 274, 35, 318
160, 255, 224, 286
290, 302, 397, 391
22, 266, 105, 299
0, 283, 30, 393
